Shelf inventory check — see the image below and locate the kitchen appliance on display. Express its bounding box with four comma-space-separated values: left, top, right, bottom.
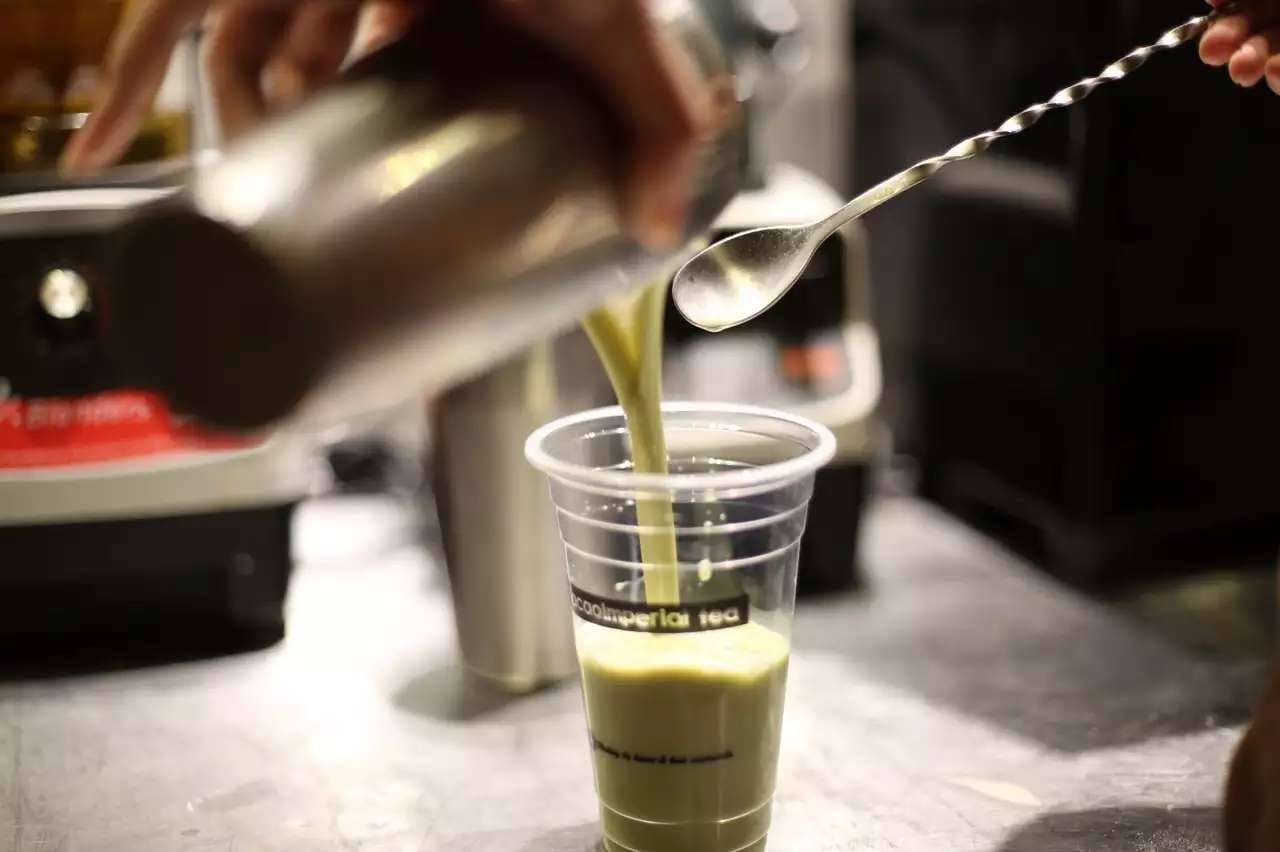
0, 18, 315, 653
666, 164, 881, 595
0, 179, 318, 651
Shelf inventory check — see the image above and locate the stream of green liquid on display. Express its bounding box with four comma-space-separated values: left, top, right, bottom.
582, 280, 680, 606
579, 273, 789, 852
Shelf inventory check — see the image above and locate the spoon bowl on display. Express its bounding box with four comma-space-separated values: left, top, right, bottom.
672, 224, 820, 332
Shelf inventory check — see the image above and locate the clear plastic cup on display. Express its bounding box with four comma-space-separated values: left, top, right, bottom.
526, 402, 836, 852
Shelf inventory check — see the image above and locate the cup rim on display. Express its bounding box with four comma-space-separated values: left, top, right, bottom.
524, 401, 837, 493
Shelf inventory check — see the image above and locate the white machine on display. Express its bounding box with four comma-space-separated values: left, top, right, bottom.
0, 183, 317, 649
665, 164, 882, 592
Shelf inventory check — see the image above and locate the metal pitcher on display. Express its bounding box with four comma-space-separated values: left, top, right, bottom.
432, 330, 612, 692
99, 0, 745, 432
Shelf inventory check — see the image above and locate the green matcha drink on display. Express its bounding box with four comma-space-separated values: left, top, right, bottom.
575, 277, 792, 852
528, 391, 834, 850
578, 621, 790, 852
526, 391, 834, 852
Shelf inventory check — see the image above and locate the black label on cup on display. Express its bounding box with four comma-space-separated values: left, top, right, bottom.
570, 584, 750, 634
590, 733, 734, 766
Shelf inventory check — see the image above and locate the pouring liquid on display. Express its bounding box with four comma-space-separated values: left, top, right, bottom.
582, 279, 680, 606
579, 275, 790, 852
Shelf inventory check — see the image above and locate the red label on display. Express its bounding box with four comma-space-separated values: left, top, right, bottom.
0, 391, 260, 469
781, 343, 846, 382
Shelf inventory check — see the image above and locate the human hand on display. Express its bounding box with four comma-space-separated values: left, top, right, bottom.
61, 0, 716, 249
1199, 0, 1280, 94
1224, 670, 1280, 850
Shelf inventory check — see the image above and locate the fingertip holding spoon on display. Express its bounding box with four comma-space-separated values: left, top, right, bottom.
673, 4, 1234, 333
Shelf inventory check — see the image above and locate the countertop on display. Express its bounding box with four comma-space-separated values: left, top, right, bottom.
0, 495, 1269, 851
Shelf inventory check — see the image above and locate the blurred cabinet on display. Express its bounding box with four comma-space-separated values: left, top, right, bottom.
854, 0, 1280, 585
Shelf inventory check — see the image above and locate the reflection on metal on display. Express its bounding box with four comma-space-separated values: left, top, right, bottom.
376, 116, 521, 200
39, 268, 91, 319
193, 153, 306, 230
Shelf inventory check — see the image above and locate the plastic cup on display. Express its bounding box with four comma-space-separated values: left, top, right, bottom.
526, 402, 836, 852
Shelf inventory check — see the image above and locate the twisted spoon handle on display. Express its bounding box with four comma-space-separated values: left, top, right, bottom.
818, 8, 1229, 236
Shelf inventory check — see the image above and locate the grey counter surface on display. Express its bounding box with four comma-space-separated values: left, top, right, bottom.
0, 496, 1269, 851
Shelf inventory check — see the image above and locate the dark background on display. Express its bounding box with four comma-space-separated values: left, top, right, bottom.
853, 0, 1280, 587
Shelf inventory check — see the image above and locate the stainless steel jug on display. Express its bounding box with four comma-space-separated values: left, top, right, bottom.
432, 331, 613, 692
101, 0, 745, 432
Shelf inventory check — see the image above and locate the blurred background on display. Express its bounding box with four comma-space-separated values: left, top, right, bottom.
3, 2, 1279, 848
852, 0, 1280, 592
